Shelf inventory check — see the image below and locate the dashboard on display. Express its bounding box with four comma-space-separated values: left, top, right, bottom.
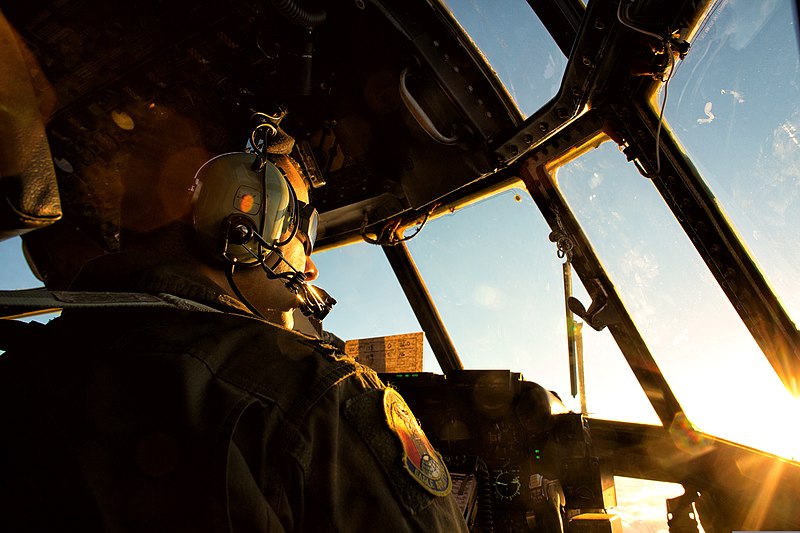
380, 370, 617, 532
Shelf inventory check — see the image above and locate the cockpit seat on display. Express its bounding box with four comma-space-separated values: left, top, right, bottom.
0, 12, 61, 243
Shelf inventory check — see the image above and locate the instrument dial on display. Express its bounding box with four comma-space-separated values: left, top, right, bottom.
493, 470, 521, 501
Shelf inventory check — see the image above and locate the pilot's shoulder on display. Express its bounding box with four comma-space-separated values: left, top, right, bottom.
183, 313, 386, 405
297, 335, 387, 388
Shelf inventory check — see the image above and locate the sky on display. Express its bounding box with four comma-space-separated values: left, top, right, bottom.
0, 239, 39, 290
2, 0, 799, 531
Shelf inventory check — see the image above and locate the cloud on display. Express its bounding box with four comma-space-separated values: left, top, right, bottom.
622, 249, 659, 283
672, 328, 690, 346
611, 477, 686, 532
473, 284, 506, 310
543, 53, 557, 80
697, 101, 715, 124
721, 88, 745, 103
722, 0, 780, 51
619, 249, 659, 324
758, 116, 800, 221
779, 121, 799, 149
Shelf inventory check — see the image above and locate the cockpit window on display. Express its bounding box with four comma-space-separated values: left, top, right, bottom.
312, 244, 445, 370
439, 0, 568, 116
660, 0, 800, 325
0, 240, 40, 291
556, 140, 800, 461
405, 188, 660, 424
316, 188, 661, 425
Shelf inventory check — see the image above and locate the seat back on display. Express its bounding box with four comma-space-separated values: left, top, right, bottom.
0, 12, 61, 242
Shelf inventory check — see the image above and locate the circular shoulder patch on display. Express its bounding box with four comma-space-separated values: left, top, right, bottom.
383, 387, 452, 497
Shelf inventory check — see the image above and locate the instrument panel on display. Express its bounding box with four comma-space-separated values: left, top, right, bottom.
380, 370, 616, 532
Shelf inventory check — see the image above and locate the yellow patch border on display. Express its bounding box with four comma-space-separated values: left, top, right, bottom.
383, 387, 452, 497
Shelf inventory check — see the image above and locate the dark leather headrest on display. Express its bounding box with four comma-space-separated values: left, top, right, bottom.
0, 11, 61, 241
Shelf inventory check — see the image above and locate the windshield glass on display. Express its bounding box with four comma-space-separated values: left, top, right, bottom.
316, 189, 660, 425
556, 140, 799, 460
313, 243, 444, 373
441, 0, 568, 116
0, 239, 41, 291
661, 0, 800, 324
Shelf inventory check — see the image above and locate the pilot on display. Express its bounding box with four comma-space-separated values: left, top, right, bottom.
0, 96, 468, 529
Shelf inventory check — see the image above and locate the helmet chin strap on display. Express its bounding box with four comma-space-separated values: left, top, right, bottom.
223, 219, 335, 321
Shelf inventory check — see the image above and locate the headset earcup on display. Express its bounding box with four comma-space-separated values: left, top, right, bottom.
191, 152, 293, 266
191, 153, 264, 265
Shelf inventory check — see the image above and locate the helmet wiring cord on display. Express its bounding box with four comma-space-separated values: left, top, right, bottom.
231, 237, 308, 311
244, 240, 332, 320
225, 263, 268, 319
617, 0, 685, 176
228, 242, 332, 321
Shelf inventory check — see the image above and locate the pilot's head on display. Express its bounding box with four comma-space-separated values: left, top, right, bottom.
190, 149, 321, 325
23, 104, 323, 327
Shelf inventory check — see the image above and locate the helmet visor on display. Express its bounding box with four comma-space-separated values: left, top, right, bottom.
261, 161, 296, 248
296, 200, 318, 255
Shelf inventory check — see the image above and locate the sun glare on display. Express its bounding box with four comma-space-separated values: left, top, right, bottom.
688, 350, 800, 462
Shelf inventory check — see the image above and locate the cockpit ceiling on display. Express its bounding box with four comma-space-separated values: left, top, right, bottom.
3, 0, 522, 248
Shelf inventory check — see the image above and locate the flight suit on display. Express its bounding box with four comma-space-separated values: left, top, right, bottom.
0, 253, 468, 532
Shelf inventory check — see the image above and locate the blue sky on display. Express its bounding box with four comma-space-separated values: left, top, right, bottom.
1, 238, 40, 289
